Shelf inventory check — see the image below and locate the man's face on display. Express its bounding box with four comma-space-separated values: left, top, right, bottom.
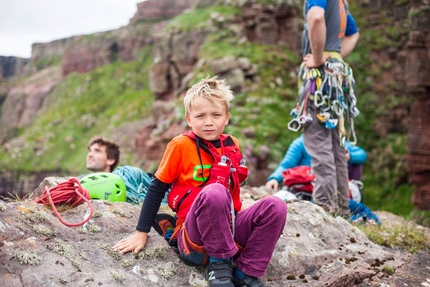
86, 143, 114, 172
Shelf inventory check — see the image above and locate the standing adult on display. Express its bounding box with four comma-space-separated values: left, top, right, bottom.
299, 0, 360, 216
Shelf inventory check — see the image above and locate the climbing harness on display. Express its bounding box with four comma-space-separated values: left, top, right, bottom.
288, 58, 359, 146
167, 132, 248, 250
34, 178, 94, 227
167, 132, 247, 222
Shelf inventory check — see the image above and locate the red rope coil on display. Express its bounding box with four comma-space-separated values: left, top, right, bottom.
35, 177, 94, 227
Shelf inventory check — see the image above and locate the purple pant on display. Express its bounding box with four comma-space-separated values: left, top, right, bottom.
178, 183, 287, 277
348, 164, 363, 181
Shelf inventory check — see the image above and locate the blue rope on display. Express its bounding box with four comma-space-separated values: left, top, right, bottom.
112, 165, 168, 205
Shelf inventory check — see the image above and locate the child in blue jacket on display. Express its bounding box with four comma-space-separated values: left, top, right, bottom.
265, 134, 367, 191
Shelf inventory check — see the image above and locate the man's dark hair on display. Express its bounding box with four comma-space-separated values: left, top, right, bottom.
87, 136, 120, 172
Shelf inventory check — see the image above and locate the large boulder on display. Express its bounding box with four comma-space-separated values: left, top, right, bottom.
2, 184, 428, 286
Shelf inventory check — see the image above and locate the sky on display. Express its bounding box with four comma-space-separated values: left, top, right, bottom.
0, 0, 144, 58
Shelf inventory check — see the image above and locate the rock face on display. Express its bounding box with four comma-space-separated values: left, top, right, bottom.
0, 66, 62, 144
405, 1, 430, 210
2, 185, 429, 287
0, 56, 30, 79
130, 0, 195, 23
1, 0, 430, 210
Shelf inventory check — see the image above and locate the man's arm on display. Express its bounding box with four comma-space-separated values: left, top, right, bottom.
342, 13, 360, 58
305, 6, 327, 68
341, 32, 359, 58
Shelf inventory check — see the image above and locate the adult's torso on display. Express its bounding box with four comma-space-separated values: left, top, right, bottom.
302, 0, 348, 56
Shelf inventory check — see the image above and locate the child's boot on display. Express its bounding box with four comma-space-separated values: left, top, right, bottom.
205, 261, 234, 287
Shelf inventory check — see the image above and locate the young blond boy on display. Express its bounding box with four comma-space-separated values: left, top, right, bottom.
114, 76, 287, 287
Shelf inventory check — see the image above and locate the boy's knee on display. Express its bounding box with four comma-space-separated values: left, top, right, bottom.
262, 196, 288, 218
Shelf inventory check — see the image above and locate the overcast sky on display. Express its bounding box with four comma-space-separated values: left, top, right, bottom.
0, 0, 144, 58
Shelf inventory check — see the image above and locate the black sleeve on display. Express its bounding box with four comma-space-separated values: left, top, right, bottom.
135, 177, 171, 233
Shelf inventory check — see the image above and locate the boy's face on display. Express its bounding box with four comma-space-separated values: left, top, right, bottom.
186, 97, 230, 141
86, 143, 115, 172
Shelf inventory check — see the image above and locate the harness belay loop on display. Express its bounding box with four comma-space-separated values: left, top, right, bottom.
288, 58, 359, 145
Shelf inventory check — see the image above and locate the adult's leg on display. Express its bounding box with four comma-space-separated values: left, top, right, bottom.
332, 129, 350, 215
233, 196, 287, 277
304, 111, 337, 213
179, 183, 238, 261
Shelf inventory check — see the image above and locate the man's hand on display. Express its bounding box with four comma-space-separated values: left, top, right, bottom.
265, 179, 279, 191
113, 231, 148, 254
303, 53, 331, 68
345, 148, 351, 162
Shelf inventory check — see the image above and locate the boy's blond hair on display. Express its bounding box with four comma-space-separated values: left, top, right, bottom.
184, 76, 234, 115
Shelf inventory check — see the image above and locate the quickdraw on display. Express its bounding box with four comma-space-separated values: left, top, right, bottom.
288, 58, 359, 146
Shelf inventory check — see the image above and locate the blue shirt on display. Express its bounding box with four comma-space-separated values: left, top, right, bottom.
268, 134, 367, 183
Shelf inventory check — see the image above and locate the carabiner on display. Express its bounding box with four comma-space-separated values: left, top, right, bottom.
332, 100, 343, 117
287, 118, 302, 132
313, 90, 325, 107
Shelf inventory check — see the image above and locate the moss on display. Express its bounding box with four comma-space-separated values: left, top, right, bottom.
14, 249, 42, 265
111, 271, 126, 282
112, 208, 128, 218
45, 238, 82, 268
98, 242, 124, 261
381, 265, 394, 275
78, 223, 101, 234
120, 259, 135, 268
33, 224, 58, 237
92, 210, 103, 218
136, 246, 170, 260
156, 262, 177, 279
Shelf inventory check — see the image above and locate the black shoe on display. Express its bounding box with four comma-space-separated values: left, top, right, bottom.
233, 274, 265, 287
152, 213, 177, 246
205, 261, 234, 287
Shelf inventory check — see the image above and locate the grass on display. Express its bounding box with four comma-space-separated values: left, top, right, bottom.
165, 5, 240, 32
354, 219, 430, 253
0, 46, 154, 175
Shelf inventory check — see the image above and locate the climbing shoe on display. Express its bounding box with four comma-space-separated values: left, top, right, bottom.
205, 261, 235, 287
233, 274, 265, 287
152, 213, 177, 246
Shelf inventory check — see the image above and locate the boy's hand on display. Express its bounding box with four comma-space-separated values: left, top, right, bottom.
113, 231, 148, 254
265, 179, 279, 191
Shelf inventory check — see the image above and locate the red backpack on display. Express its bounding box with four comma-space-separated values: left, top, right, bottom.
282, 166, 363, 203
282, 166, 315, 192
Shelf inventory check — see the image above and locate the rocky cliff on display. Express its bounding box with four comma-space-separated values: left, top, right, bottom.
0, 0, 429, 211
405, 0, 430, 210
0, 56, 29, 79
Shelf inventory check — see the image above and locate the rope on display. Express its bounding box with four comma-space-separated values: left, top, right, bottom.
113, 165, 168, 205
34, 178, 94, 227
